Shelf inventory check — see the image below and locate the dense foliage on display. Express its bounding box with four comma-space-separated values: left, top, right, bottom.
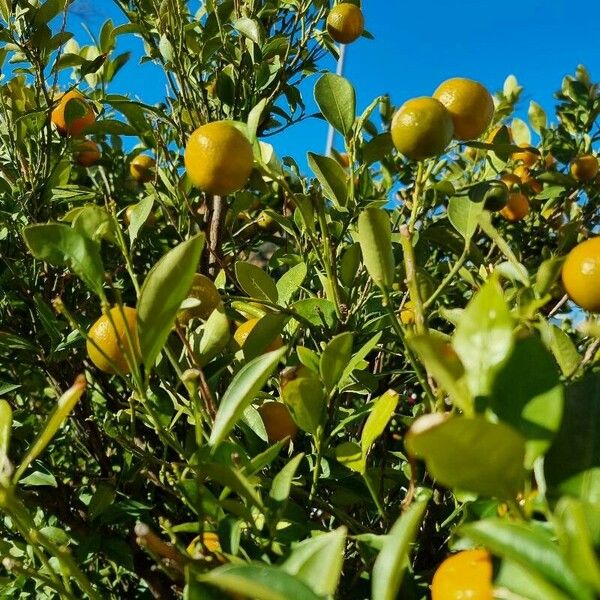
1, 1, 600, 599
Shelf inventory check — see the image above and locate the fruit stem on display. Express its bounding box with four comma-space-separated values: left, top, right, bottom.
309, 425, 325, 502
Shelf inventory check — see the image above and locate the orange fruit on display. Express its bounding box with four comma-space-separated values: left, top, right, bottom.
178, 274, 222, 323
391, 97, 454, 161
130, 154, 156, 183
544, 153, 557, 169
499, 172, 521, 190
514, 165, 542, 194
512, 143, 538, 167
431, 549, 493, 600
86, 306, 140, 374
561, 237, 600, 312
326, 3, 365, 45
258, 402, 298, 444
234, 318, 283, 352
433, 78, 494, 140
51, 90, 95, 137
400, 300, 415, 325
570, 154, 599, 182
184, 121, 254, 195
75, 139, 101, 167
500, 192, 529, 221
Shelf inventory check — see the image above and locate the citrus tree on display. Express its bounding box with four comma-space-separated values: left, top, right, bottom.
1, 1, 600, 599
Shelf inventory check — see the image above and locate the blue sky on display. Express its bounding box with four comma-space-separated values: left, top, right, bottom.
69, 0, 600, 168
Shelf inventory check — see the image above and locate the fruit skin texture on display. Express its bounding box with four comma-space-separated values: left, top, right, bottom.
431, 549, 493, 600
130, 154, 156, 183
75, 140, 101, 167
326, 3, 364, 45
184, 121, 254, 195
500, 192, 529, 222
51, 90, 95, 137
234, 318, 283, 352
433, 78, 494, 141
258, 402, 298, 444
570, 154, 599, 182
512, 143, 538, 167
178, 274, 222, 323
562, 237, 600, 312
86, 306, 140, 374
391, 97, 454, 161
513, 165, 542, 194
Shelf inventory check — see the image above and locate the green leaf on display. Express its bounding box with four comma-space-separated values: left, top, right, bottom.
276, 263, 307, 306
0, 399, 12, 467
511, 117, 531, 145
361, 390, 398, 457
209, 347, 287, 447
14, 376, 86, 484
371, 492, 431, 600
496, 559, 572, 600
197, 305, 230, 365
453, 277, 514, 397
490, 335, 564, 467
447, 196, 483, 242
83, 119, 136, 136
292, 298, 337, 329
339, 243, 362, 288
529, 100, 547, 133
283, 528, 347, 597
540, 321, 580, 377
357, 207, 395, 289
535, 256, 565, 297
270, 453, 304, 502
334, 441, 364, 474
282, 374, 325, 435
545, 374, 600, 503
339, 331, 382, 388
199, 462, 263, 509
320, 332, 354, 392
406, 415, 526, 498
556, 497, 600, 593
242, 313, 288, 361
314, 73, 356, 138
307, 152, 348, 207
199, 564, 323, 600
127, 196, 154, 247
72, 204, 115, 244
138, 234, 204, 370
23, 223, 105, 298
233, 17, 264, 45
460, 519, 594, 600
235, 261, 278, 303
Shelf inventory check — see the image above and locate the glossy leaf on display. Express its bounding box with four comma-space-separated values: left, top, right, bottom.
406, 415, 526, 498
307, 152, 348, 207
197, 305, 230, 365
357, 207, 395, 289
361, 390, 398, 457
209, 347, 287, 446
276, 262, 307, 305
372, 492, 431, 600
0, 399, 12, 468
270, 453, 303, 502
314, 73, 355, 138
138, 234, 204, 370
282, 374, 325, 435
447, 196, 483, 242
320, 332, 354, 392
235, 261, 278, 303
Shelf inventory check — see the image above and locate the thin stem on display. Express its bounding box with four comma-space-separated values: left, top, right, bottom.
424, 246, 469, 310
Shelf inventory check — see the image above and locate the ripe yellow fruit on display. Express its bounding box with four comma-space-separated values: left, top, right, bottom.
512, 143, 538, 167
433, 78, 494, 141
184, 121, 254, 195
514, 165, 542, 194
178, 274, 222, 323
326, 3, 364, 45
130, 154, 156, 183
86, 306, 140, 374
431, 549, 493, 600
51, 90, 95, 137
391, 97, 454, 161
561, 237, 600, 312
234, 318, 284, 352
570, 154, 599, 182
500, 192, 529, 222
75, 140, 101, 167
258, 402, 298, 444
400, 300, 415, 325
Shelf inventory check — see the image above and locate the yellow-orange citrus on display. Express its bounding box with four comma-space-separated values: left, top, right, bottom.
433, 78, 494, 140
51, 90, 95, 137
234, 318, 283, 352
512, 143, 539, 167
561, 237, 600, 312
400, 300, 415, 325
391, 97, 454, 161
75, 140, 101, 167
86, 306, 140, 374
130, 154, 156, 183
500, 192, 529, 221
499, 172, 521, 190
431, 549, 493, 600
178, 274, 222, 323
258, 402, 298, 444
514, 165, 542, 194
326, 3, 364, 45
184, 121, 254, 195
570, 154, 599, 182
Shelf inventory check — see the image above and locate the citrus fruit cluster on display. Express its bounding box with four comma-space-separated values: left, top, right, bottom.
391, 77, 495, 160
